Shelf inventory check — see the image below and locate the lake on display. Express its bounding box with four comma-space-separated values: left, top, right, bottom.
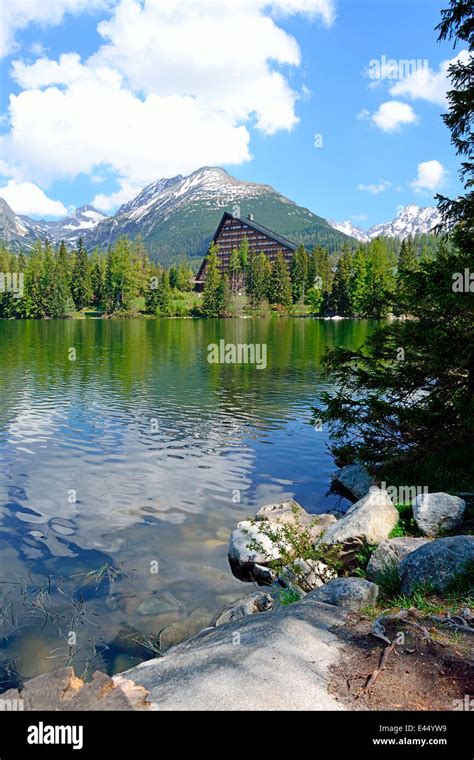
0, 317, 373, 685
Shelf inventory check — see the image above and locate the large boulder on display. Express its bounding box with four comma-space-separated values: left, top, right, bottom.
331, 464, 374, 501
308, 578, 379, 611
412, 492, 466, 536
399, 536, 474, 595
366, 537, 430, 581
119, 595, 349, 710
212, 592, 273, 626
318, 487, 398, 563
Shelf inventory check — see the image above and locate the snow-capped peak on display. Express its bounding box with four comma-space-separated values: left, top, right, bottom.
329, 205, 442, 242
115, 166, 277, 223
328, 220, 370, 243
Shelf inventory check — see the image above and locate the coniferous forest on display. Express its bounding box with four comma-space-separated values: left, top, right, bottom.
0, 231, 443, 319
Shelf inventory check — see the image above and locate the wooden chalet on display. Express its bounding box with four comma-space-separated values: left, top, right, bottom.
195, 212, 297, 288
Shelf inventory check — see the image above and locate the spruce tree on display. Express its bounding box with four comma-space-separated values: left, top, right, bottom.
331, 244, 353, 315
291, 244, 309, 303
269, 252, 292, 307
72, 237, 91, 309
202, 242, 222, 317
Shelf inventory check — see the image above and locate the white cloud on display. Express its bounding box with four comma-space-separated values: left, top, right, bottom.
410, 160, 447, 193
93, 181, 142, 211
3, 0, 336, 200
357, 180, 392, 195
0, 180, 67, 216
372, 101, 418, 132
0, 0, 110, 58
390, 50, 471, 106
356, 108, 371, 121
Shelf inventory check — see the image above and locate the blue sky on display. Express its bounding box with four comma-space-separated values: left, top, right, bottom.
0, 0, 467, 227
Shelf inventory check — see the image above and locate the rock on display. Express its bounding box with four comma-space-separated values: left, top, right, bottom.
331, 464, 374, 501
318, 487, 398, 563
366, 537, 430, 581
399, 536, 474, 595
137, 592, 184, 617
279, 558, 337, 592
255, 499, 306, 525
228, 519, 286, 582
308, 577, 379, 610
412, 492, 466, 536
212, 592, 273, 626
228, 500, 334, 582
120, 595, 349, 710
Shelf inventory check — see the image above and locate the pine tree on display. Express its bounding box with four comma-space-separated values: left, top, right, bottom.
202, 242, 223, 317
90, 251, 106, 308
398, 237, 418, 274
71, 237, 91, 309
291, 244, 309, 303
364, 238, 396, 316
351, 247, 368, 315
269, 251, 292, 307
330, 244, 353, 315
158, 269, 172, 314
247, 252, 271, 306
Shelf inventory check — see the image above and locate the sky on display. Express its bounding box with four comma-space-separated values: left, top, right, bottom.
0, 0, 468, 228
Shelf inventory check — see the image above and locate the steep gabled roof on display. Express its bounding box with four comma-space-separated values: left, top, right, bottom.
196, 212, 297, 279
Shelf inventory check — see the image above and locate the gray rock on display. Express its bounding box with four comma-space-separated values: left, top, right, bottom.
119, 595, 349, 710
308, 577, 379, 610
137, 592, 183, 616
399, 536, 474, 595
279, 558, 337, 592
366, 537, 430, 581
212, 592, 273, 626
318, 487, 398, 561
331, 464, 374, 501
255, 499, 306, 525
412, 492, 466, 536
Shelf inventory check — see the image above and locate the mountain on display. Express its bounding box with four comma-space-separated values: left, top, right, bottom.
329, 204, 442, 243
328, 219, 370, 243
84, 167, 354, 264
0, 201, 107, 252
45, 205, 108, 243
0, 172, 442, 264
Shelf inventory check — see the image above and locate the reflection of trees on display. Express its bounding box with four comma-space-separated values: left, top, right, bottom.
0, 319, 373, 431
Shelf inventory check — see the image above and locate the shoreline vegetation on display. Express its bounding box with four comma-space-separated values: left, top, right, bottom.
0, 231, 443, 321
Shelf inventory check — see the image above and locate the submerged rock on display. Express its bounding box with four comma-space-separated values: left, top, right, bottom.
308, 577, 379, 610
412, 492, 466, 536
399, 536, 474, 595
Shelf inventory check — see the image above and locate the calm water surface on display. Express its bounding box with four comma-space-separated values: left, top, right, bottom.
0, 318, 373, 684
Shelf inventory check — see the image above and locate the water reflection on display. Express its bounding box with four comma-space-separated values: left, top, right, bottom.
0, 318, 372, 683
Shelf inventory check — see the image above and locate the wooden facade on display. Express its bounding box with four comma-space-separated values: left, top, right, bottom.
196, 212, 297, 285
